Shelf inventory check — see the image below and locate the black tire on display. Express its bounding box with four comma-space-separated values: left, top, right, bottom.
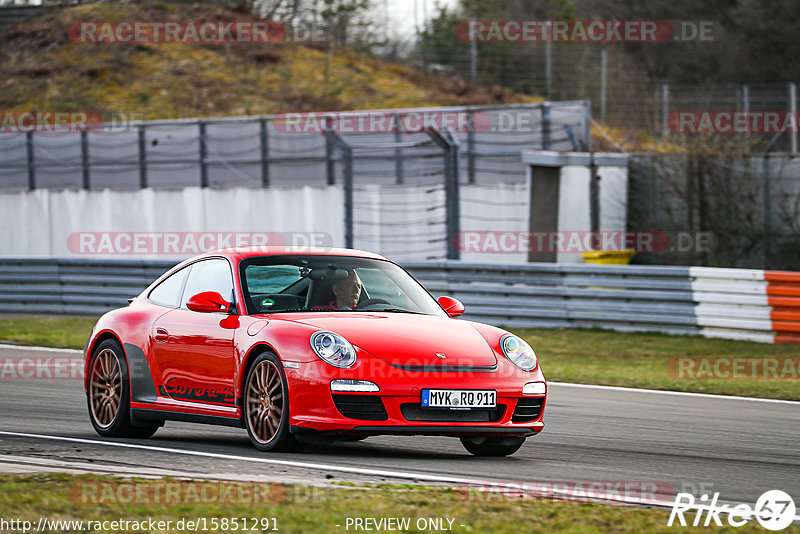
124, 423, 162, 439
243, 352, 304, 452
87, 339, 160, 439
460, 436, 526, 457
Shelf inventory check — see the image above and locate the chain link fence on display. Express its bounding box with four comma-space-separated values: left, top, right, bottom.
0, 102, 589, 191
628, 152, 800, 270
427, 42, 800, 153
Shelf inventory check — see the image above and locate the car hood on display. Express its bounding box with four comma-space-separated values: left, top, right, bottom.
276, 312, 498, 368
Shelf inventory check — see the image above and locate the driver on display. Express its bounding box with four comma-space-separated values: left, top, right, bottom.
331, 270, 362, 309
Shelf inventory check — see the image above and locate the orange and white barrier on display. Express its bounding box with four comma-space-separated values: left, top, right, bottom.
690, 267, 800, 344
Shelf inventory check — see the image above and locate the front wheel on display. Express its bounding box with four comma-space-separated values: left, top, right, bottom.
87, 339, 160, 439
460, 436, 526, 457
244, 352, 303, 452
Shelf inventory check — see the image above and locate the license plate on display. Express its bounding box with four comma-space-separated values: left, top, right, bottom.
421, 389, 497, 409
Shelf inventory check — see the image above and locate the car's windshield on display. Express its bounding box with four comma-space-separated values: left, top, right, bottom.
239, 255, 446, 317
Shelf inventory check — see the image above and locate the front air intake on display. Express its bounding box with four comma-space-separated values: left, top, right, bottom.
331, 394, 388, 421
512, 398, 544, 423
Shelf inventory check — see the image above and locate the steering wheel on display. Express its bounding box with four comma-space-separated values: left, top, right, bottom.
355, 298, 392, 309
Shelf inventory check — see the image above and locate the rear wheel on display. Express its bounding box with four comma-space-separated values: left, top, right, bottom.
460, 436, 526, 457
87, 339, 160, 439
244, 352, 303, 452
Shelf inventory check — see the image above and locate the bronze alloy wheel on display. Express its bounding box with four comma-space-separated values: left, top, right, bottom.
246, 359, 285, 444
89, 348, 122, 429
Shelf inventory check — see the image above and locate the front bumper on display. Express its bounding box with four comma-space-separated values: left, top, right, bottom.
283, 355, 547, 437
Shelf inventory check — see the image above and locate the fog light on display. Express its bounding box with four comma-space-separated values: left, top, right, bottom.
523, 382, 546, 396
330, 379, 380, 392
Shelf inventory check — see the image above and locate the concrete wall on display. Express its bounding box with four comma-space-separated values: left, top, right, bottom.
0, 156, 629, 262
0, 187, 344, 258
556, 165, 592, 263
0, 184, 536, 262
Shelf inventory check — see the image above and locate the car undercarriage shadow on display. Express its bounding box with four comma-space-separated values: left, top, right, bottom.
145, 428, 481, 461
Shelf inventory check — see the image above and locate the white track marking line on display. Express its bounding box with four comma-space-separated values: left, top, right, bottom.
0, 430, 675, 509
549, 382, 800, 405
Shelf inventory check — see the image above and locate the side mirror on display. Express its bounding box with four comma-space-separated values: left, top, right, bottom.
438, 296, 465, 318
186, 291, 232, 313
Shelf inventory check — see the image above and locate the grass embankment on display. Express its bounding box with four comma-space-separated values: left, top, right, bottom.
0, 316, 797, 400
0, 2, 532, 120
0, 474, 780, 534
0, 315, 96, 350
515, 328, 800, 401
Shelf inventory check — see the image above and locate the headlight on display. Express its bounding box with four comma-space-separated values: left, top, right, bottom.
330, 379, 379, 392
500, 334, 538, 371
523, 382, 546, 396
310, 331, 357, 368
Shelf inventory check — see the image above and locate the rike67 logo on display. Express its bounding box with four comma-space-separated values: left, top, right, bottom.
669, 490, 796, 530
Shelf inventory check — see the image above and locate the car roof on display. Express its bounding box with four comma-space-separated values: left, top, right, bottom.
196, 246, 390, 262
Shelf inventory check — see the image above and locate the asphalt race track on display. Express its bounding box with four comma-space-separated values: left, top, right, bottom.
0, 344, 798, 509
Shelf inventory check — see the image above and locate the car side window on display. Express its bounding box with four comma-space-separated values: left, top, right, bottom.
148, 266, 189, 308
180, 259, 234, 308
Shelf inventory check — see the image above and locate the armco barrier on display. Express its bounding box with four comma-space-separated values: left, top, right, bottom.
406, 262, 701, 336
0, 259, 170, 315
1, 258, 798, 344
764, 271, 800, 344
688, 267, 774, 343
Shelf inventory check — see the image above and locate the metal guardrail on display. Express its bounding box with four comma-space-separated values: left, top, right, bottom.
0, 257, 697, 332
2, 258, 792, 343
405, 261, 700, 336
0, 259, 170, 315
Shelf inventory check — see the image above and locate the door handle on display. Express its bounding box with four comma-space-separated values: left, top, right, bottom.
154, 327, 169, 343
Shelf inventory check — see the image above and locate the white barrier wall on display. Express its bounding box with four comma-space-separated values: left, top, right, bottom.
598, 165, 629, 233
0, 180, 631, 262
0, 187, 345, 258
0, 184, 537, 262
556, 165, 592, 263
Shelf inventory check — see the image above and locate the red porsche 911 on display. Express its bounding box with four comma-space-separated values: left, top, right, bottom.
84, 248, 547, 456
